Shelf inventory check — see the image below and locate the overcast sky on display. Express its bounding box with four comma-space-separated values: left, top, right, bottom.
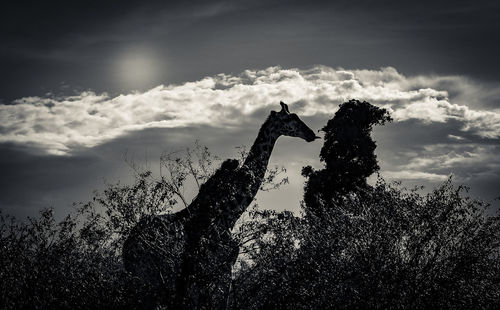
1, 0, 499, 219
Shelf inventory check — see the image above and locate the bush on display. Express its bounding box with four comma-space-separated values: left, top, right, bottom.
0, 143, 221, 309
0, 208, 134, 308
230, 100, 500, 309
0, 142, 288, 309
231, 179, 500, 309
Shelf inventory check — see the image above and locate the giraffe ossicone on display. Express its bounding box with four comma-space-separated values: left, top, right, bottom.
122, 101, 318, 309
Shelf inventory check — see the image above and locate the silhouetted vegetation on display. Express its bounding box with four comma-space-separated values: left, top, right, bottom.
0, 143, 223, 308
230, 100, 499, 309
1, 101, 499, 309
231, 179, 500, 309
303, 99, 392, 211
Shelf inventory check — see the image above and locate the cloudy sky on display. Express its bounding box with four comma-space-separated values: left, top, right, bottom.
1, 0, 499, 219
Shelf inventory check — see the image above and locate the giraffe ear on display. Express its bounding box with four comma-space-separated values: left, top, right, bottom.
280, 101, 290, 114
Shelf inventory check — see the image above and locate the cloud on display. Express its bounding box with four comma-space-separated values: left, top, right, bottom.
382, 170, 449, 182
1, 66, 500, 155
401, 144, 500, 181
391, 96, 500, 138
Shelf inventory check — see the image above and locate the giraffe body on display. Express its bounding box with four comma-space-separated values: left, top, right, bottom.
123, 102, 318, 309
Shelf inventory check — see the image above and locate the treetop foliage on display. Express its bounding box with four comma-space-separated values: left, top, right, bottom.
303, 99, 392, 212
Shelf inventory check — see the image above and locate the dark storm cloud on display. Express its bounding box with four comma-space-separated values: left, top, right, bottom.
1, 0, 499, 102
0, 0, 245, 100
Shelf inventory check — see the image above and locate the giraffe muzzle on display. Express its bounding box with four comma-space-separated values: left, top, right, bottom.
305, 135, 321, 142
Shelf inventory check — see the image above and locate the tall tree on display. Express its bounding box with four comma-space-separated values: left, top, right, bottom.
303, 99, 392, 212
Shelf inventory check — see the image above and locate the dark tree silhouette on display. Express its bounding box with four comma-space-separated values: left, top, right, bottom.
230, 179, 500, 309
303, 99, 392, 213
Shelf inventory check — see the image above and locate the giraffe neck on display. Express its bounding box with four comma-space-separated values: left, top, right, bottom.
184, 117, 281, 233
243, 118, 280, 183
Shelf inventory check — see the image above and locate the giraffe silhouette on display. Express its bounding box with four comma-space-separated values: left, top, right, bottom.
123, 101, 319, 309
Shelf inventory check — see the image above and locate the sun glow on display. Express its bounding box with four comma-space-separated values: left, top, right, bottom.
114, 46, 163, 91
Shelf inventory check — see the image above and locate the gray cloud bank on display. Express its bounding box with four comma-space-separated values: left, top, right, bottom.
1, 66, 499, 217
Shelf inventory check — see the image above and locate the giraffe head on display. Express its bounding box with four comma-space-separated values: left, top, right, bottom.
270, 101, 319, 142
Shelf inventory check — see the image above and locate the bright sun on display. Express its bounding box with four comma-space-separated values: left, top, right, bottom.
114, 46, 162, 91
